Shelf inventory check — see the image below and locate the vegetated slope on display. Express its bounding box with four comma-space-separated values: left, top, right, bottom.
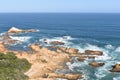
0, 52, 31, 80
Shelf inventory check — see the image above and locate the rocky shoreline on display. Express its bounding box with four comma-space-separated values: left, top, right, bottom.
0, 27, 120, 80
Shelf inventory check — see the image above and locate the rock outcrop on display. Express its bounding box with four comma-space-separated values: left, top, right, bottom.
77, 57, 85, 62
68, 48, 79, 54
85, 50, 103, 55
89, 62, 105, 67
29, 43, 42, 52
47, 73, 83, 80
50, 41, 65, 45
2, 33, 19, 44
57, 46, 79, 54
8, 27, 37, 34
76, 55, 95, 62
109, 64, 120, 72
0, 42, 6, 52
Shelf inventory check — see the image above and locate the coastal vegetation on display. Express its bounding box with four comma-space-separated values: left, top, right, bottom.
0, 52, 31, 80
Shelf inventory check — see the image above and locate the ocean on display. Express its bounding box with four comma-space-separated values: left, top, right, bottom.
0, 13, 120, 80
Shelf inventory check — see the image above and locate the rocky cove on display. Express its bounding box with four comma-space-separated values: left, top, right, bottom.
0, 27, 120, 80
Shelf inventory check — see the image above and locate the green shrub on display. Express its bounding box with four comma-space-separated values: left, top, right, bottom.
0, 52, 31, 80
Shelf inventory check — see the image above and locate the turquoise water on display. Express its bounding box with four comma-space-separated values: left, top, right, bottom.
0, 13, 120, 80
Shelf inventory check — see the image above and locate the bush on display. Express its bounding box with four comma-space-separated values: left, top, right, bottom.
0, 52, 31, 80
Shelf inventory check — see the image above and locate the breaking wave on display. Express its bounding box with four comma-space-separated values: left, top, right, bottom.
10, 36, 32, 42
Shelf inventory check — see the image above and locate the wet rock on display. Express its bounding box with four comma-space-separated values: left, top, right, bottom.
29, 43, 42, 52
79, 55, 95, 59
8, 27, 37, 34
76, 55, 95, 62
85, 50, 103, 55
47, 73, 83, 80
77, 57, 85, 62
109, 64, 120, 72
68, 48, 79, 54
89, 62, 105, 67
50, 41, 65, 45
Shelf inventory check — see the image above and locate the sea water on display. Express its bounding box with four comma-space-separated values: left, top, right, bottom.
0, 13, 120, 80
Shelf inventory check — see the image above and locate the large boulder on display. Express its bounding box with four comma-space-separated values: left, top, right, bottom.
8, 27, 37, 34
85, 50, 103, 55
47, 73, 83, 80
57, 46, 79, 54
77, 57, 85, 62
29, 43, 42, 52
89, 62, 104, 67
109, 64, 120, 72
50, 41, 65, 45
68, 48, 79, 54
77, 55, 95, 62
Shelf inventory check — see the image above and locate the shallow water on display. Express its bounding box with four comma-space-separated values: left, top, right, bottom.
0, 13, 120, 80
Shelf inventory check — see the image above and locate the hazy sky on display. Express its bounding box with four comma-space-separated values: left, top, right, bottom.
0, 0, 120, 13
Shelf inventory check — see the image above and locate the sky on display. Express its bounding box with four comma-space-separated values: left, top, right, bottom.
0, 0, 120, 13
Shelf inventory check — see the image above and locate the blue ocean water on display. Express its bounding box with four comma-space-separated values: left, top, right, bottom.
0, 13, 120, 80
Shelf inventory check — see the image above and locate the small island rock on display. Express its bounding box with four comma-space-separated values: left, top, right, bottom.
109, 64, 120, 72
89, 62, 105, 67
85, 50, 103, 55
8, 27, 37, 34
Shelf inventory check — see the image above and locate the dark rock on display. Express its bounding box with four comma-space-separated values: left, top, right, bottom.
77, 57, 85, 62
89, 62, 105, 67
50, 41, 65, 45
109, 64, 120, 72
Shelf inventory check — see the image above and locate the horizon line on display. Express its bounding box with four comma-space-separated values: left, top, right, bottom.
0, 12, 120, 14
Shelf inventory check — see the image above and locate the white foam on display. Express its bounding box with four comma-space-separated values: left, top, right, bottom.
113, 76, 120, 80
85, 44, 102, 51
72, 44, 103, 53
115, 47, 120, 52
10, 36, 31, 42
66, 62, 81, 72
95, 51, 111, 61
78, 44, 111, 61
36, 29, 40, 32
8, 27, 22, 32
62, 36, 74, 40
95, 60, 116, 80
0, 32, 6, 36
67, 43, 112, 61
95, 67, 107, 79
40, 36, 74, 45
105, 44, 114, 49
